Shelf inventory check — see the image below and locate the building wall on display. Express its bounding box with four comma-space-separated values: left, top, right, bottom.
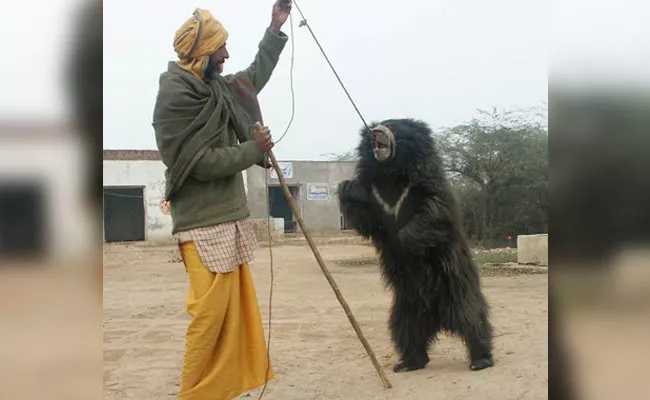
103, 160, 172, 241
103, 157, 356, 240
102, 158, 249, 242
246, 161, 357, 234
0, 132, 93, 261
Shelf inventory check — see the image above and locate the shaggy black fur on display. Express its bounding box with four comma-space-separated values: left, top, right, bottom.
337, 118, 494, 373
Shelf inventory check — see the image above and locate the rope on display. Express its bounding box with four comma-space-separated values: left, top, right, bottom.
257, 155, 275, 400
291, 0, 370, 131
258, 1, 374, 396
273, 11, 297, 145
257, 10, 296, 400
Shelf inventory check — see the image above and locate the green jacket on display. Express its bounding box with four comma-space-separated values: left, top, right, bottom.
152, 28, 288, 234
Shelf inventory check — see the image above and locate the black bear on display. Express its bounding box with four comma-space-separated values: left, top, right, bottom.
337, 118, 494, 373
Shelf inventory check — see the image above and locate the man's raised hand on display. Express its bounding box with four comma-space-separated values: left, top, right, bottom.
270, 0, 292, 33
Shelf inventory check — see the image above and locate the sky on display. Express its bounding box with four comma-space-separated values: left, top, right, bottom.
100, 0, 548, 160
550, 0, 650, 88
0, 0, 81, 120
7, 0, 648, 160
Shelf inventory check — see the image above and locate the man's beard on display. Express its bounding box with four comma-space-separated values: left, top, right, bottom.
204, 60, 223, 80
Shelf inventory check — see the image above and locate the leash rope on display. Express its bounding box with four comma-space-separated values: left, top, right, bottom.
290, 0, 370, 131
258, 10, 296, 400
272, 12, 296, 145
258, 1, 380, 396
258, 155, 275, 400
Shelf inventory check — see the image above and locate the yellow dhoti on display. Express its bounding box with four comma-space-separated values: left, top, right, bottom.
178, 241, 274, 400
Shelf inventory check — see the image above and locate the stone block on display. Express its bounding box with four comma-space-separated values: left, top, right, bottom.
517, 234, 548, 266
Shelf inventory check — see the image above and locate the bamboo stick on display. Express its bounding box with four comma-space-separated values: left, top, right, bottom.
266, 151, 393, 390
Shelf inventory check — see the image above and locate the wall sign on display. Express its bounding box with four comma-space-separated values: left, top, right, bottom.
307, 183, 329, 200
270, 162, 293, 179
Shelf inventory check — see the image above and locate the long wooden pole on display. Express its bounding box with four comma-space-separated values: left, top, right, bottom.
266, 151, 393, 390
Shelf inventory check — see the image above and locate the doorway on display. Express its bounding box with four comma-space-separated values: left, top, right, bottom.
340, 213, 355, 230
103, 186, 146, 242
0, 181, 47, 259
268, 185, 299, 233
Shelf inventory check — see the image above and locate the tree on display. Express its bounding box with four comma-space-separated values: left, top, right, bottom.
437, 107, 548, 246
322, 150, 359, 161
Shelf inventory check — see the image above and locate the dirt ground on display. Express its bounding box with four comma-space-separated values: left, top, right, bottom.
103, 242, 548, 400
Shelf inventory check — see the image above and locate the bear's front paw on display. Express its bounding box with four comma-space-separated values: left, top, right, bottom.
337, 180, 352, 198
337, 180, 366, 202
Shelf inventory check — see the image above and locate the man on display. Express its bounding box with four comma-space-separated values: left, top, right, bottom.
152, 2, 291, 399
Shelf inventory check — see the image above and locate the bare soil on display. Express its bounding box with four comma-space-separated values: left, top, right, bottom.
103, 242, 548, 400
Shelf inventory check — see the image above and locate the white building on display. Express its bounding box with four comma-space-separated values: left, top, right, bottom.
103, 150, 171, 242
102, 150, 248, 242
0, 122, 93, 261
102, 150, 356, 242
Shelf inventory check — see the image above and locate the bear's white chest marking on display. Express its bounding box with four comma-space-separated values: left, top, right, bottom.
371, 185, 410, 220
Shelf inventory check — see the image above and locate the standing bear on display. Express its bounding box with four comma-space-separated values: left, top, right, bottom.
337, 118, 494, 372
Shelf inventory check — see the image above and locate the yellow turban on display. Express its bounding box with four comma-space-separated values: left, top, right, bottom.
173, 8, 229, 80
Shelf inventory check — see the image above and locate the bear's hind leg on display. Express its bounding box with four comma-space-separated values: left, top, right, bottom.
390, 296, 431, 373
462, 308, 494, 371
